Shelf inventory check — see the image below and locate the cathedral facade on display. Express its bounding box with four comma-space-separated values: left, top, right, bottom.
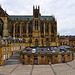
0, 5, 59, 47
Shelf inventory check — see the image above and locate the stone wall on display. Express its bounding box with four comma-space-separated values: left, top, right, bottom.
20, 52, 74, 65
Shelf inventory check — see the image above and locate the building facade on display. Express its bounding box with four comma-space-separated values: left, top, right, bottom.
0, 5, 59, 47
0, 37, 26, 65
69, 36, 75, 50
0, 38, 11, 65
60, 36, 69, 45
20, 50, 74, 65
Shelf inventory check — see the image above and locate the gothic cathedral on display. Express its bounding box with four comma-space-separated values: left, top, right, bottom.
0, 5, 60, 47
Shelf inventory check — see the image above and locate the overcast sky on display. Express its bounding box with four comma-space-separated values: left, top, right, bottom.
0, 0, 75, 36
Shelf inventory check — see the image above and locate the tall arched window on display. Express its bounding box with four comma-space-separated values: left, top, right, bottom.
37, 21, 38, 30
45, 24, 49, 33
15, 24, 20, 33
28, 22, 32, 33
0, 18, 4, 36
29, 39, 32, 43
35, 13, 38, 18
35, 20, 38, 30
41, 24, 44, 33
23, 23, 26, 33
35, 21, 36, 30
18, 24, 20, 33
29, 24, 31, 33
51, 25, 54, 33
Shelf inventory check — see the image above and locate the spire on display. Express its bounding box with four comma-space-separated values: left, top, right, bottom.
33, 5, 34, 9
36, 5, 37, 9
38, 5, 40, 9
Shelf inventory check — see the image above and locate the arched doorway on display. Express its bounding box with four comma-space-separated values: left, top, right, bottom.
46, 38, 49, 47
35, 39, 38, 47
0, 18, 4, 36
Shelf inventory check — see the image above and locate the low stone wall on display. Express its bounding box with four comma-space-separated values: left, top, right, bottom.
20, 52, 74, 65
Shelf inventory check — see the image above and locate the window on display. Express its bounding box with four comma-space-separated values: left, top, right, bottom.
51, 38, 53, 42
37, 21, 38, 30
34, 56, 37, 57
27, 18, 29, 20
41, 56, 44, 58
12, 48, 13, 51
35, 13, 38, 18
0, 18, 4, 36
29, 35, 32, 37
0, 40, 1, 44
3, 55, 5, 60
17, 35, 20, 38
42, 39, 43, 44
23, 35, 26, 37
23, 39, 25, 43
51, 26, 54, 33
6, 54, 7, 59
4, 48, 6, 53
41, 24, 44, 33
45, 25, 49, 33
35, 21, 36, 30
28, 56, 30, 57
68, 54, 70, 56
23, 25, 26, 33
8, 54, 9, 58
7, 41, 8, 45
55, 55, 58, 57
35, 21, 38, 30
54, 38, 56, 42
3, 40, 5, 45
29, 39, 32, 43
15, 24, 20, 33
17, 18, 18, 20
7, 48, 8, 52
28, 23, 32, 33
41, 35, 44, 38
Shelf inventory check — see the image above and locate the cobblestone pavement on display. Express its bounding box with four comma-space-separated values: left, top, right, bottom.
0, 51, 75, 75
0, 60, 75, 75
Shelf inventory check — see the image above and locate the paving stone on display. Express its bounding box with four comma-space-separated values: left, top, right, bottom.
67, 60, 75, 69
10, 64, 32, 75
32, 65, 54, 75
0, 65, 17, 75
51, 63, 74, 75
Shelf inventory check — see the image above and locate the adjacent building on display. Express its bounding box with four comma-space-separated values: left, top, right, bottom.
0, 38, 11, 65
69, 36, 75, 50
60, 36, 69, 45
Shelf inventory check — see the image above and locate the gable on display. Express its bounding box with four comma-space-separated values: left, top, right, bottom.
0, 6, 8, 17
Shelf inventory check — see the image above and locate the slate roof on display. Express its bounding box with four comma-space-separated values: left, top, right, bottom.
8, 15, 54, 21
